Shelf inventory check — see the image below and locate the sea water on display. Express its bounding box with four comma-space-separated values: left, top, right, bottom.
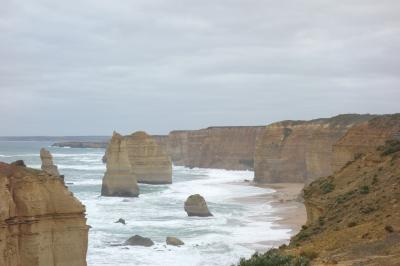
0, 141, 293, 266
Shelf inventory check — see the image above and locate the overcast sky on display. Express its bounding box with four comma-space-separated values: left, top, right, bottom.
1, 0, 399, 136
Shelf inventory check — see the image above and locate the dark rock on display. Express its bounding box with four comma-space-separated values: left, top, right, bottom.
125, 235, 154, 247
11, 160, 26, 167
115, 218, 126, 225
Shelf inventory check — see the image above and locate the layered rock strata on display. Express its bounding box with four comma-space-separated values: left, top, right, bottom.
286, 137, 400, 265
126, 131, 172, 184
101, 132, 139, 197
254, 114, 375, 183
40, 148, 60, 176
332, 114, 400, 171
0, 161, 88, 266
167, 126, 264, 170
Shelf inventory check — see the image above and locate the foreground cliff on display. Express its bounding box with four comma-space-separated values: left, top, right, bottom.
254, 114, 375, 183
0, 162, 88, 266
167, 126, 264, 170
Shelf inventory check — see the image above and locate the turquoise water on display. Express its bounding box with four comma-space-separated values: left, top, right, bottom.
0, 141, 292, 266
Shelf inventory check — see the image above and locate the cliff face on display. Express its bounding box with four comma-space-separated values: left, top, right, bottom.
167, 126, 264, 170
0, 162, 88, 266
254, 114, 375, 183
287, 137, 400, 265
126, 131, 172, 184
101, 132, 139, 197
332, 114, 400, 172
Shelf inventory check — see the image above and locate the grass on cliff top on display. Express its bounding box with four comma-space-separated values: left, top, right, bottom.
233, 250, 310, 266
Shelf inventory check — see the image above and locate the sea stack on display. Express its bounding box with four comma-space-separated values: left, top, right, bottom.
184, 194, 213, 217
126, 131, 172, 184
101, 132, 139, 197
40, 147, 60, 176
0, 162, 88, 266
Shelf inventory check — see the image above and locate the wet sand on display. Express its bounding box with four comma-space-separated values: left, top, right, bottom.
233, 182, 307, 252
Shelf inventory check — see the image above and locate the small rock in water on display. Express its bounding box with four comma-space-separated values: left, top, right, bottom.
184, 194, 213, 217
115, 218, 126, 225
166, 236, 184, 246
125, 235, 154, 247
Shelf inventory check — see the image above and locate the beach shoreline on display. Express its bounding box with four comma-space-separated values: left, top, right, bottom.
233, 182, 306, 252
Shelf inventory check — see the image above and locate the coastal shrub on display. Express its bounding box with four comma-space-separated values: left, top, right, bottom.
372, 175, 378, 185
379, 139, 400, 156
359, 185, 370, 194
320, 181, 335, 194
234, 250, 310, 266
299, 250, 318, 260
348, 221, 357, 227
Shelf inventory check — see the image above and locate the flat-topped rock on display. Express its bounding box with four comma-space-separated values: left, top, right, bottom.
126, 131, 172, 184
101, 132, 139, 197
40, 148, 60, 176
184, 194, 213, 217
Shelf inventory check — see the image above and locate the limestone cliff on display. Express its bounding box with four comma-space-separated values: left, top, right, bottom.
126, 131, 172, 184
0, 161, 88, 266
167, 126, 264, 170
254, 114, 375, 183
101, 132, 139, 197
286, 137, 400, 265
332, 113, 400, 171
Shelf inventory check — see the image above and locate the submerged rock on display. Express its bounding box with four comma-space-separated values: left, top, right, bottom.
166, 236, 184, 246
184, 194, 213, 217
40, 148, 60, 176
125, 235, 154, 247
101, 131, 139, 197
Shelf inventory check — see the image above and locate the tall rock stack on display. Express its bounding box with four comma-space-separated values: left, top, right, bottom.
40, 148, 60, 176
126, 131, 172, 184
254, 114, 375, 183
101, 132, 139, 197
0, 162, 88, 266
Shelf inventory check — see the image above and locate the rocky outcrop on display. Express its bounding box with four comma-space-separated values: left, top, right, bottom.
101, 132, 139, 197
125, 235, 154, 247
167, 126, 264, 170
254, 114, 375, 183
0, 161, 88, 266
184, 194, 212, 217
40, 148, 60, 176
332, 114, 400, 171
52, 142, 108, 148
286, 138, 400, 265
166, 236, 184, 246
126, 131, 172, 184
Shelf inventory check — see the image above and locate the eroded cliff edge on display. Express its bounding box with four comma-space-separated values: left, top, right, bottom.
0, 162, 88, 266
254, 114, 376, 183
286, 142, 400, 264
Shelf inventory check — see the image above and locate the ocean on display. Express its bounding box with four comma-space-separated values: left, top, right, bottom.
0, 141, 293, 266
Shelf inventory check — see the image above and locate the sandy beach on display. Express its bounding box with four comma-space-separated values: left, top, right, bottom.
233, 182, 307, 252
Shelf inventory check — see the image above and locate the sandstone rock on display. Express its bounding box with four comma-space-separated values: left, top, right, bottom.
101, 132, 139, 197
166, 236, 184, 246
184, 194, 212, 217
125, 235, 154, 247
254, 114, 375, 183
0, 162, 88, 266
126, 131, 172, 184
332, 114, 400, 171
11, 160, 26, 167
166, 126, 263, 170
40, 148, 60, 176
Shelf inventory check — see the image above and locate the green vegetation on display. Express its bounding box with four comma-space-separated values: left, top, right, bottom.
320, 181, 335, 194
234, 250, 310, 266
379, 139, 400, 156
359, 185, 370, 194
